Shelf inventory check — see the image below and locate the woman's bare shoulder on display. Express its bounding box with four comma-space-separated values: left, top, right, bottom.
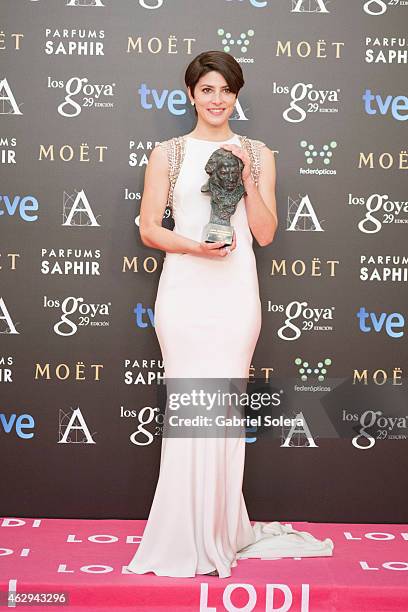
153, 135, 183, 160
155, 135, 184, 147
150, 140, 171, 162
243, 136, 267, 149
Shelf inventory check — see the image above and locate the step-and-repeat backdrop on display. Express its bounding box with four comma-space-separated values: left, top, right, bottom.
1, 0, 407, 522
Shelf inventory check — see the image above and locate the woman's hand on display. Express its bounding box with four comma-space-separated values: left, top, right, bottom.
220, 143, 252, 183
197, 231, 237, 258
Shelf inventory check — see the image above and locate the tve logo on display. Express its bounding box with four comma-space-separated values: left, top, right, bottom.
0, 413, 35, 438
357, 307, 404, 338
363, 89, 408, 121
138, 83, 187, 116
134, 303, 154, 328
0, 194, 39, 221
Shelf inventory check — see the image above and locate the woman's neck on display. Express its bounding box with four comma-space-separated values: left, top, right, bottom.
188, 122, 234, 141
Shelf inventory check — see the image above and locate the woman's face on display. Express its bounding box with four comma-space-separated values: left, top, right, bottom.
188, 71, 237, 126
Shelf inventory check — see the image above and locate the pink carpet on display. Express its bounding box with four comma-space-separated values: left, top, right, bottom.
1, 517, 408, 611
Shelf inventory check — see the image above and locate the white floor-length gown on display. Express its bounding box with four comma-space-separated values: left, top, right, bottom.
126, 134, 334, 578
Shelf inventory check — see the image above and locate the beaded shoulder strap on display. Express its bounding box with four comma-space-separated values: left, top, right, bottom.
156, 134, 264, 213
156, 136, 187, 213
238, 135, 265, 188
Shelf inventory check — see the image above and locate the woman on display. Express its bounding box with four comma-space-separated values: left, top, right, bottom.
126, 50, 334, 578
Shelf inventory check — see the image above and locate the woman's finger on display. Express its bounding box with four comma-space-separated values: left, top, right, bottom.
206, 241, 225, 249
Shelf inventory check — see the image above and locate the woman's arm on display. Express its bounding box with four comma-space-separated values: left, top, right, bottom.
139, 145, 234, 258
243, 146, 278, 247
220, 143, 278, 247
139, 145, 200, 255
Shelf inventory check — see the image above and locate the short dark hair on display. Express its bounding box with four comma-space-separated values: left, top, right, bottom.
185, 50, 244, 115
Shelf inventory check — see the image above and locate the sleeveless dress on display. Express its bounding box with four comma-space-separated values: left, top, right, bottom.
126, 133, 334, 578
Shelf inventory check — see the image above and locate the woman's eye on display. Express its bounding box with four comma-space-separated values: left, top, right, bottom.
202, 88, 231, 93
